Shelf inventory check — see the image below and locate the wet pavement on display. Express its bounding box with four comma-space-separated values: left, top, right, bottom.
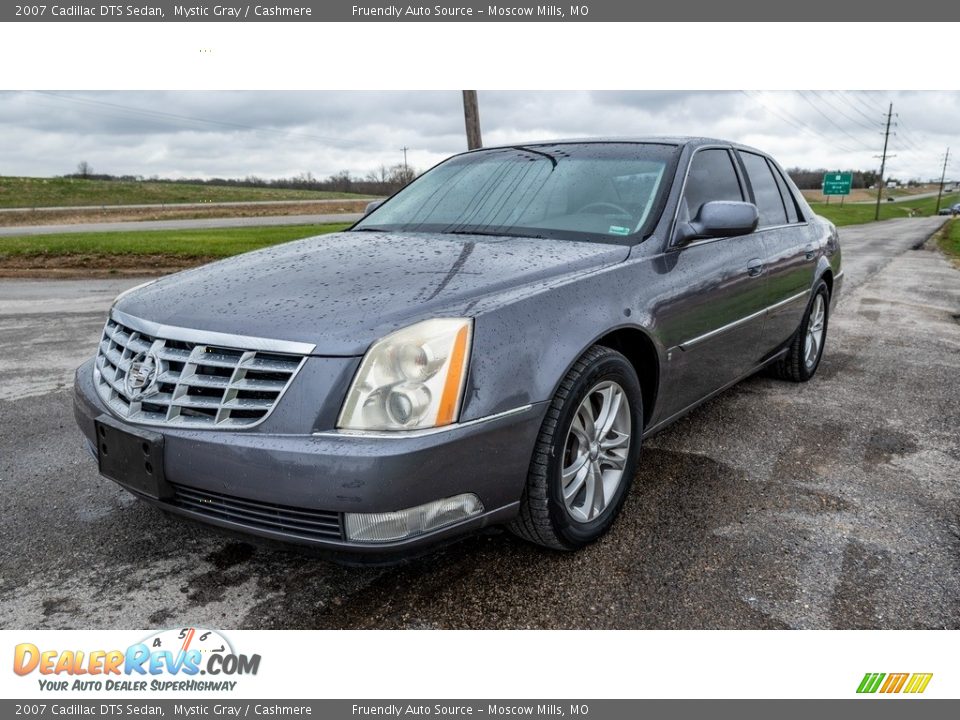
1, 217, 957, 629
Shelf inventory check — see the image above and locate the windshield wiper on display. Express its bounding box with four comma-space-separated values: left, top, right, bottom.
444, 229, 548, 240
511, 145, 558, 168
445, 229, 510, 237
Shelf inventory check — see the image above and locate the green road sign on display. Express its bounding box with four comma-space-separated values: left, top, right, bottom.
823, 172, 853, 195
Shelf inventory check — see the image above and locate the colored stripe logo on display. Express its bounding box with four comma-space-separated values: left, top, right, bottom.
857, 673, 933, 694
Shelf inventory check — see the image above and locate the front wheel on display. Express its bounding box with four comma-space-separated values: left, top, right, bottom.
771, 279, 830, 382
509, 345, 643, 550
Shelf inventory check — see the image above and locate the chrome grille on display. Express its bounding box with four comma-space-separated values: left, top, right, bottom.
94, 314, 309, 429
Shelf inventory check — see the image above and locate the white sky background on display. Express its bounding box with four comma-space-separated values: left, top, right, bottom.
0, 90, 956, 183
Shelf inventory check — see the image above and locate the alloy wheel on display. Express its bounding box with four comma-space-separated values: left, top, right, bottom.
561, 381, 632, 523
804, 293, 826, 370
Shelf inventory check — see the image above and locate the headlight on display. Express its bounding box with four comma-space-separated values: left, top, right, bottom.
344, 493, 484, 542
338, 318, 472, 431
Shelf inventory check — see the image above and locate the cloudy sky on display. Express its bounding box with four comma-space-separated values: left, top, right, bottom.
0, 90, 957, 182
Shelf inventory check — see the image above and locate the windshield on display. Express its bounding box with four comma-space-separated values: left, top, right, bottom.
353, 142, 680, 244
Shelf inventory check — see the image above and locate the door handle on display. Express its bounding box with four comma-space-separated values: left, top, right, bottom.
746, 259, 764, 277
804, 244, 817, 260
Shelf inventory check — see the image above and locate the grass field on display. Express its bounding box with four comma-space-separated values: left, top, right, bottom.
0, 223, 350, 260
937, 220, 960, 265
810, 192, 960, 227
0, 176, 369, 209
800, 184, 944, 204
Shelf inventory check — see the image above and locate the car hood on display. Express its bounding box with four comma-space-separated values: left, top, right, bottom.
115, 231, 628, 356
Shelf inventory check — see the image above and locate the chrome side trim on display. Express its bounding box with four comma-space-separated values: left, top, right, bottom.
678, 306, 767, 350
675, 222, 812, 250
766, 288, 812, 313
112, 308, 317, 356
314, 404, 534, 439
678, 289, 810, 351
834, 270, 845, 280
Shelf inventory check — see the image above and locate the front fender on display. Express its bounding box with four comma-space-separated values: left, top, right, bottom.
458, 259, 663, 423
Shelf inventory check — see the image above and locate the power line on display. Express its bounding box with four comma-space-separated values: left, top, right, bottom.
894, 117, 930, 152
796, 91, 876, 151
849, 91, 886, 115
740, 91, 860, 155
832, 91, 885, 127
811, 90, 883, 133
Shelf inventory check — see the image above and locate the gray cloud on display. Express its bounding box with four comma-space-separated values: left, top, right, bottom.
0, 90, 956, 181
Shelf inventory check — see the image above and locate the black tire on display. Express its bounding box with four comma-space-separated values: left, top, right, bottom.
509, 345, 643, 550
770, 279, 830, 382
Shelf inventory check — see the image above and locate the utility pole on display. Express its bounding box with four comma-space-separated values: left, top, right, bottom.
401, 146, 409, 172
935, 147, 950, 214
462, 90, 482, 150
874, 102, 894, 222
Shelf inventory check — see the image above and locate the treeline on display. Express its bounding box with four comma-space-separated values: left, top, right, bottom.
63, 163, 418, 196
62, 163, 918, 196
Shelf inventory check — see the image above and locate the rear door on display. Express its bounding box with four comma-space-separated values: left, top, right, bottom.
737, 151, 816, 353
654, 147, 769, 420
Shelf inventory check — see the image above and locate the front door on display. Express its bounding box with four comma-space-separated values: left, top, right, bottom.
654, 147, 769, 420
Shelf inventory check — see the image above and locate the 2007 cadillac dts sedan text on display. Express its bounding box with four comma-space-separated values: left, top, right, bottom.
74, 138, 843, 557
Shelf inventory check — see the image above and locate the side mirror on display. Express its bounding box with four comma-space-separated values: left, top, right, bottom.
674, 201, 759, 245
363, 200, 384, 216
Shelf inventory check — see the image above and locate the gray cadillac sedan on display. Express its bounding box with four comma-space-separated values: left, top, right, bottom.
74, 137, 843, 557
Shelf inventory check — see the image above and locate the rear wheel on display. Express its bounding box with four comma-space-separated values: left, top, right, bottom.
771, 279, 830, 382
509, 345, 643, 550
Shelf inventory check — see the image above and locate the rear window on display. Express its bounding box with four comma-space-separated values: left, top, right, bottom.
740, 151, 788, 227
770, 163, 801, 223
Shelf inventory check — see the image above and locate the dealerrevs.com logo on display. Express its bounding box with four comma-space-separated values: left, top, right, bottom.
857, 673, 933, 695
13, 628, 261, 693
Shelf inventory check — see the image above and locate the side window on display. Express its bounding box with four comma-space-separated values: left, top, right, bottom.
771, 163, 800, 223
680, 148, 743, 222
740, 151, 788, 227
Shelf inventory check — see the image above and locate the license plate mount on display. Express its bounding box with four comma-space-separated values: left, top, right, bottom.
95, 415, 171, 500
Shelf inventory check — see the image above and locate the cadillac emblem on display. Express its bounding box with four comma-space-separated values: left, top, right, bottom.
124, 351, 160, 400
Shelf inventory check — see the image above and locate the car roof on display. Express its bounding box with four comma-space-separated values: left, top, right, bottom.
469, 136, 768, 156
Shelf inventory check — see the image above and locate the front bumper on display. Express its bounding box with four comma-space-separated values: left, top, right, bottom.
74, 358, 545, 556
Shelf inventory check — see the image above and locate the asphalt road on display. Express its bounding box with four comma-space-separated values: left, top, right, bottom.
1, 216, 957, 629
0, 213, 362, 237
0, 198, 372, 214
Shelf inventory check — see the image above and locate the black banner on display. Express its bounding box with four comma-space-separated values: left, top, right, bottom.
2, 0, 958, 22
2, 700, 959, 718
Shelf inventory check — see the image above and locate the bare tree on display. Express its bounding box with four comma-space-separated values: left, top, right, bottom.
327, 170, 354, 193
387, 163, 416, 187
76, 161, 93, 179
364, 165, 390, 184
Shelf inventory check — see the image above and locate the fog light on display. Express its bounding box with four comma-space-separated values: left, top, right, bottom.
344, 493, 484, 543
